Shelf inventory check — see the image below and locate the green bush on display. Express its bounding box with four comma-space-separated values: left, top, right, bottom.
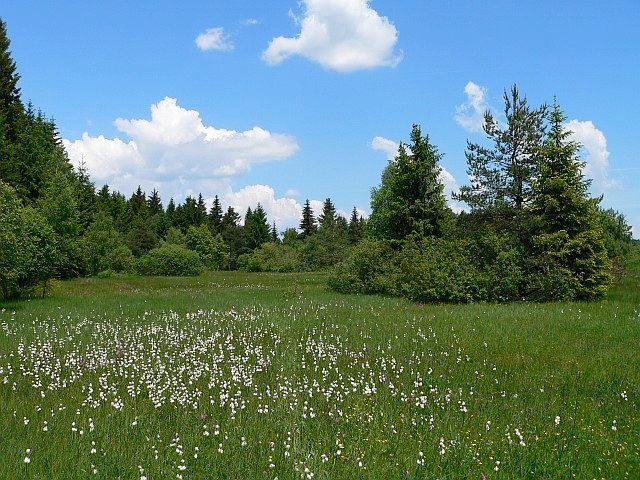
239, 242, 308, 273
328, 239, 397, 295
329, 235, 525, 303
106, 245, 134, 273
135, 245, 203, 276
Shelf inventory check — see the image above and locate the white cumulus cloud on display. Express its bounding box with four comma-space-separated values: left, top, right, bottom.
262, 0, 402, 72
455, 81, 489, 133
63, 97, 299, 199
195, 27, 234, 51
564, 119, 617, 191
371, 135, 465, 213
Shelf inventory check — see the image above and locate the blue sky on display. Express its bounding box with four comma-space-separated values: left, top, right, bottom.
3, 0, 639, 232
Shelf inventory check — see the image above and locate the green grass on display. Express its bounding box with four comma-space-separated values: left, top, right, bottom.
1, 252, 639, 479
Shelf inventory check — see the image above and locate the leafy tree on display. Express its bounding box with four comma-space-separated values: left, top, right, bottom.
597, 207, 633, 260
0, 181, 28, 298
0, 181, 56, 298
299, 199, 317, 238
455, 85, 547, 212
186, 224, 227, 269
282, 228, 299, 246
82, 212, 127, 275
38, 171, 83, 277
368, 124, 451, 241
165, 227, 186, 245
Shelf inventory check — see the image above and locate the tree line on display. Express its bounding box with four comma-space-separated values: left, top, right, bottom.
0, 18, 634, 301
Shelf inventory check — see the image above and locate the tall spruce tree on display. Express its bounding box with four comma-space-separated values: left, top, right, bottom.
455, 85, 547, 212
299, 199, 317, 238
208, 195, 223, 234
368, 124, 451, 241
528, 101, 611, 300
348, 207, 364, 244
318, 198, 337, 231
271, 222, 279, 242
221, 206, 244, 269
244, 204, 270, 250
0, 19, 23, 142
147, 188, 163, 216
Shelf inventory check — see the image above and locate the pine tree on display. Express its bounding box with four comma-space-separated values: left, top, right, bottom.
455, 85, 547, 212
299, 199, 317, 238
368, 124, 451, 241
270, 222, 279, 242
208, 195, 223, 234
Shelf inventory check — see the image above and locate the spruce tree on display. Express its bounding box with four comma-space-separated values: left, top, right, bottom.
245, 204, 270, 250
208, 195, 223, 234
221, 206, 244, 269
368, 124, 451, 241
299, 199, 317, 238
348, 207, 363, 244
196, 193, 207, 226
147, 188, 163, 216
318, 198, 337, 231
528, 101, 611, 300
0, 19, 23, 142
271, 222, 279, 242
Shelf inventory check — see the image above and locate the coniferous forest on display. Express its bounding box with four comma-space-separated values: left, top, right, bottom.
0, 18, 633, 302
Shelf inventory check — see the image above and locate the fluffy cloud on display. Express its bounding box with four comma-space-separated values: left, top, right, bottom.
564, 119, 617, 191
262, 0, 402, 72
195, 27, 234, 51
371, 136, 464, 212
455, 81, 489, 132
63, 97, 299, 199
224, 184, 303, 228
371, 135, 399, 159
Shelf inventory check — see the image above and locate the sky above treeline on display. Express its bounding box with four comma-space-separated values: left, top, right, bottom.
4, 0, 639, 233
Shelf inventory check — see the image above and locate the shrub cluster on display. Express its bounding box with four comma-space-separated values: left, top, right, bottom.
135, 245, 203, 277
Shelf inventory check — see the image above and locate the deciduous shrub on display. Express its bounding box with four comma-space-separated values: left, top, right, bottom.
135, 245, 203, 276
328, 239, 397, 295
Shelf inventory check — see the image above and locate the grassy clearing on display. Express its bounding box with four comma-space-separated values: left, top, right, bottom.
1, 252, 639, 479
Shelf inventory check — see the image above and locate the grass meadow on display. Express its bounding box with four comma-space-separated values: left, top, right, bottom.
1, 251, 639, 479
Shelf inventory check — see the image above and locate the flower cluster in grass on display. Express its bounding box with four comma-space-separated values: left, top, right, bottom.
0, 302, 637, 479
